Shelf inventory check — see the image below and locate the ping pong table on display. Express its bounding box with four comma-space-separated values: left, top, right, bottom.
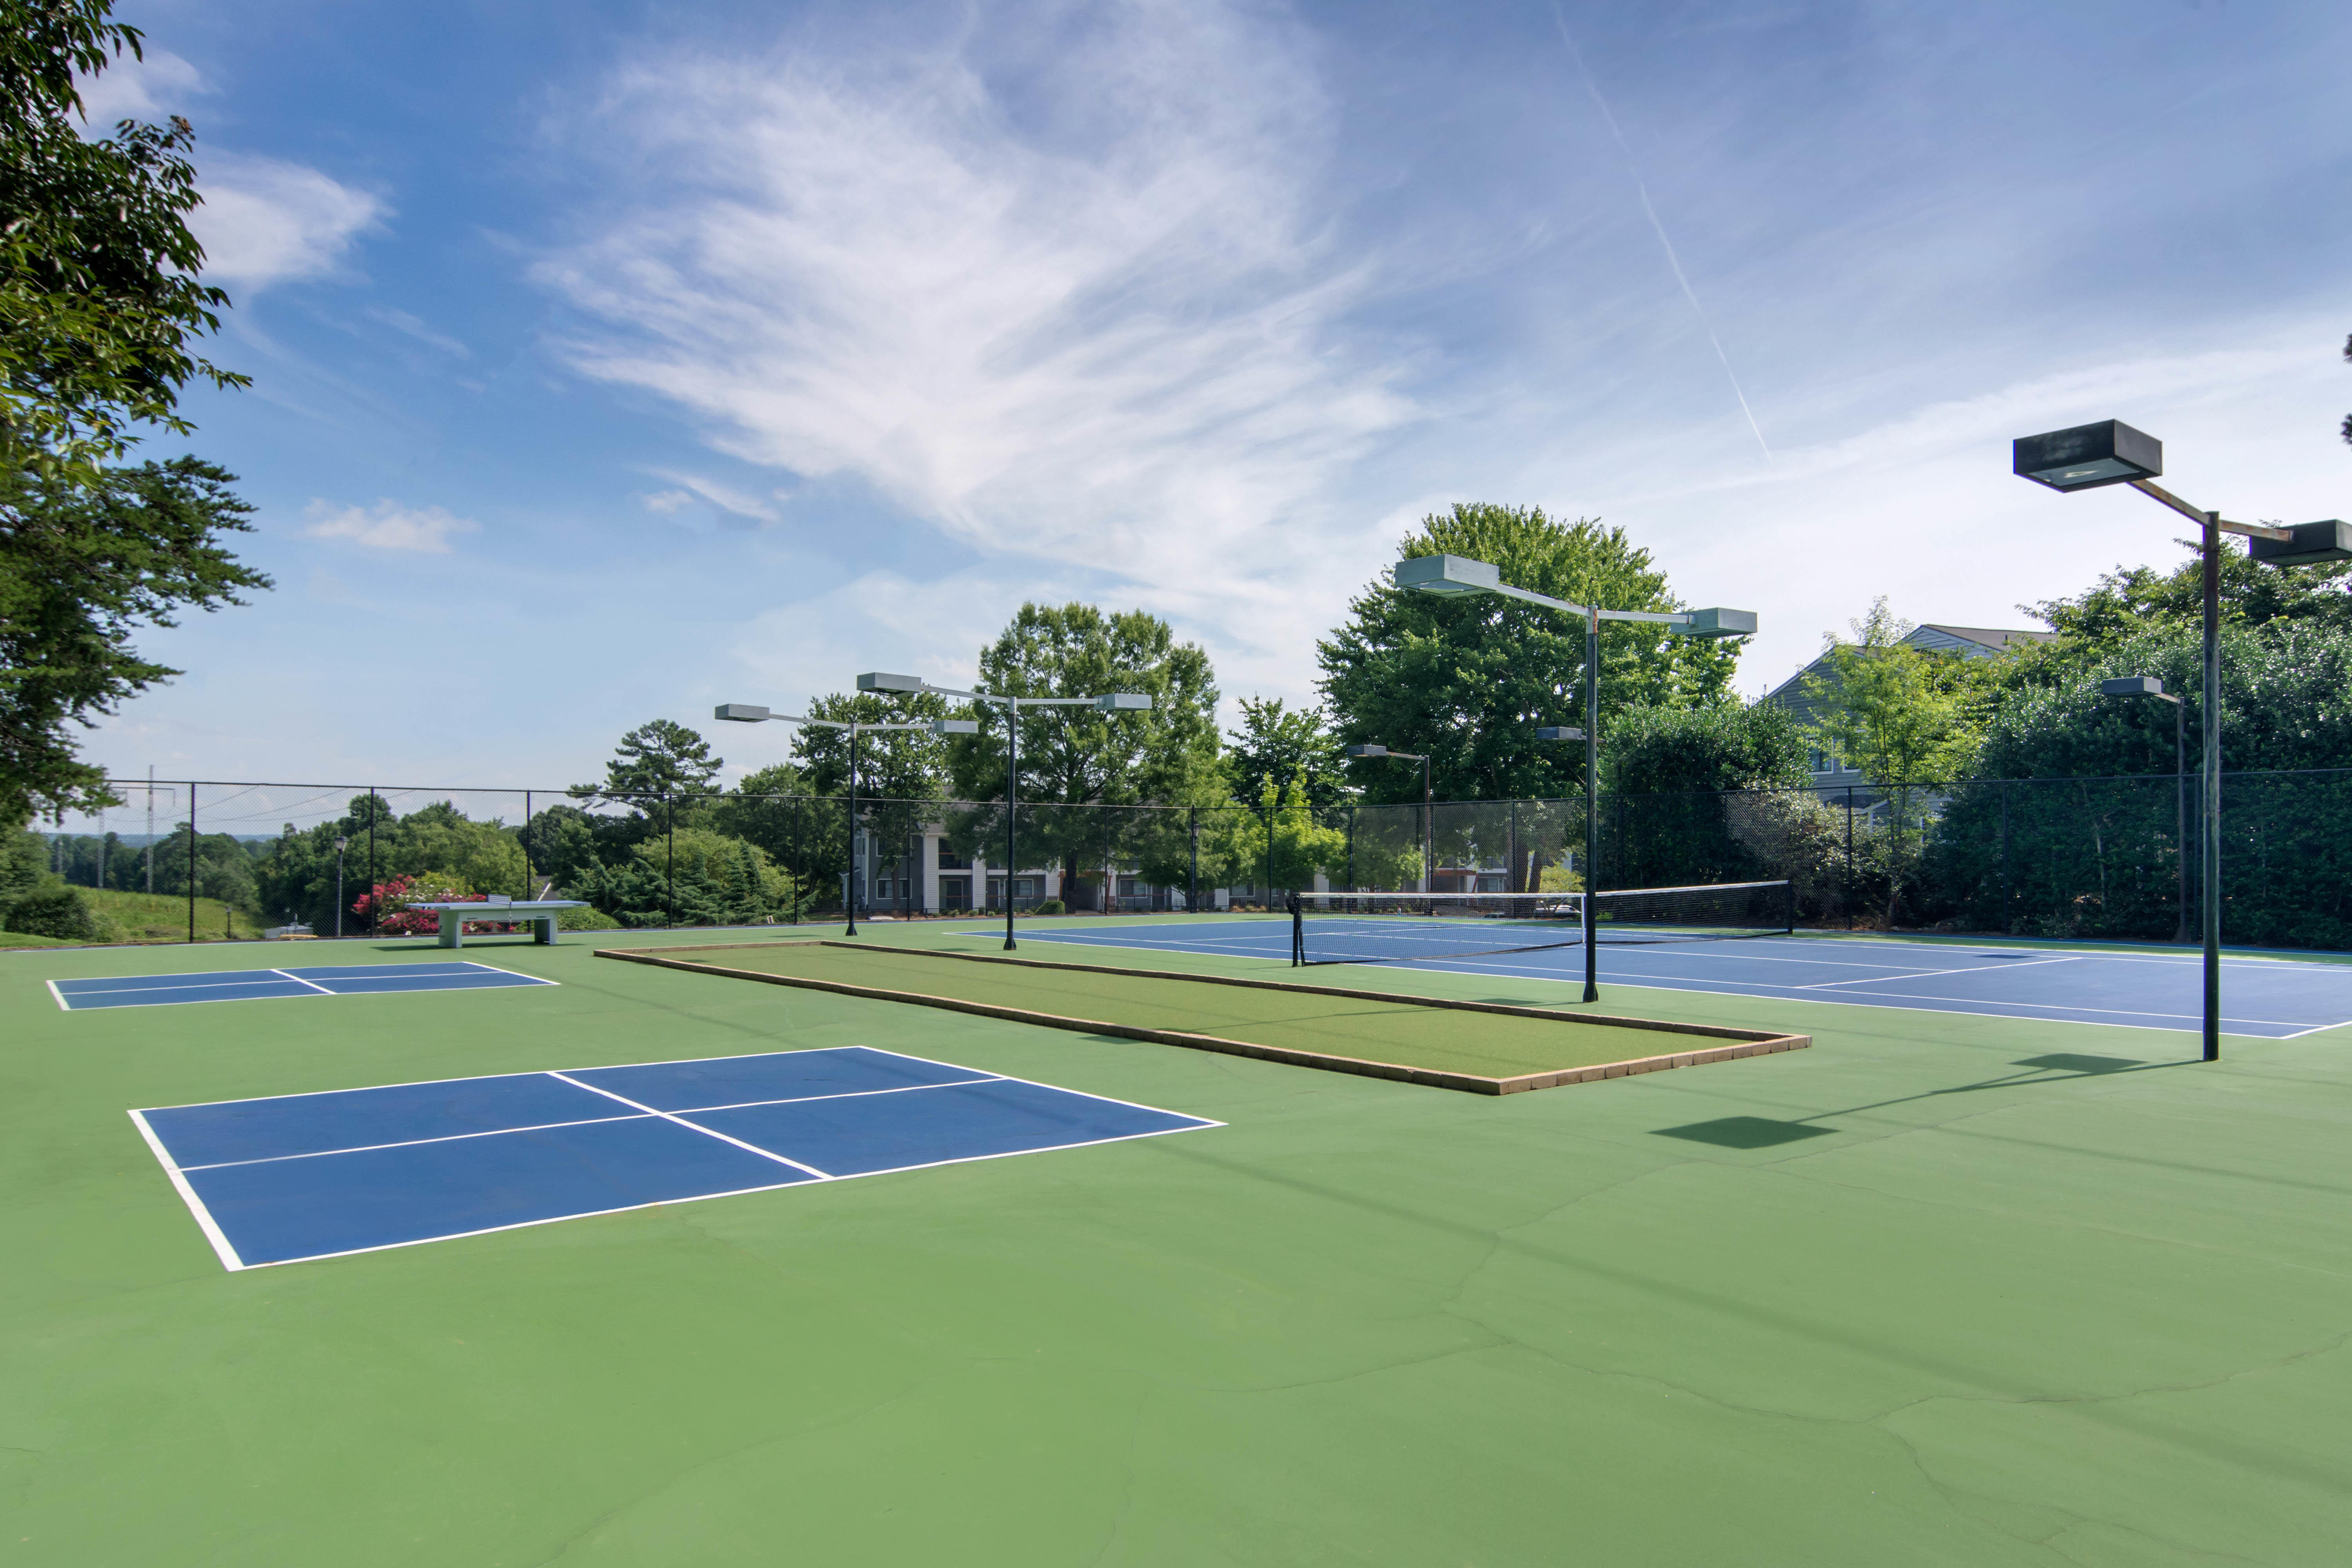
408, 898, 588, 948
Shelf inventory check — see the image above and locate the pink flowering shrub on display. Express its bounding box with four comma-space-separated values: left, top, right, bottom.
354, 875, 520, 935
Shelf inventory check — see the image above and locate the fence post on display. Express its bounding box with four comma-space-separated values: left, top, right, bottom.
1189, 807, 1198, 913
1845, 786, 1856, 931
1508, 799, 1519, 892
665, 795, 676, 928
367, 789, 378, 936
2000, 782, 2012, 935
1347, 806, 1356, 892
186, 782, 197, 943
523, 789, 534, 897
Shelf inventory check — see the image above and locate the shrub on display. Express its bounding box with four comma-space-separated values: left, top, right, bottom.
1, 884, 100, 941
1033, 898, 1066, 916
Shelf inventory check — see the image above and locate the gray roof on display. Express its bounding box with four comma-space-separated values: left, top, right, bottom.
1764, 622, 2054, 707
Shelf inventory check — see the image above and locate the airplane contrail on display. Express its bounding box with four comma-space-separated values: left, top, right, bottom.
1552, 7, 1774, 464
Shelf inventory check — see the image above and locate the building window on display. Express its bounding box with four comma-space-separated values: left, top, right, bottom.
937, 845, 969, 870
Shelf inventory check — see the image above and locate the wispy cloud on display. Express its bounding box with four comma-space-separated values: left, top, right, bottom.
365, 306, 470, 358
534, 0, 1411, 594
75, 48, 206, 125
640, 470, 784, 522
302, 499, 477, 553
194, 154, 387, 292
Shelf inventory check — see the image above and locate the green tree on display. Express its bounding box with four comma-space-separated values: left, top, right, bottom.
2022, 541, 2352, 650
0, 1, 246, 482
1210, 771, 1349, 895
1602, 701, 1811, 795
571, 720, 722, 834
1318, 503, 1744, 804
714, 762, 846, 904
2, 457, 267, 824
944, 603, 1221, 904
1801, 599, 1984, 792
1223, 696, 1351, 814
791, 689, 952, 914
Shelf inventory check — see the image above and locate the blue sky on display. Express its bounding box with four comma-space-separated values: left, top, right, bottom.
61, 0, 2352, 810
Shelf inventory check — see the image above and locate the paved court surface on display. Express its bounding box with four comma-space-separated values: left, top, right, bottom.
49, 961, 554, 1010
132, 1045, 1217, 1269
1023, 920, 2352, 1038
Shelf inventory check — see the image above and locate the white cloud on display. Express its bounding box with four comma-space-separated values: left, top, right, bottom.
365, 306, 470, 358
302, 499, 478, 553
639, 490, 697, 514
641, 470, 784, 522
75, 49, 206, 125
193, 154, 387, 292
535, 2, 1411, 604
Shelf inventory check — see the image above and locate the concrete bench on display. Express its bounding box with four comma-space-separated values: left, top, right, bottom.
407, 898, 588, 949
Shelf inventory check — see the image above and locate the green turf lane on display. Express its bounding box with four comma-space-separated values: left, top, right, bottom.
5, 928, 2350, 1565
635, 937, 1734, 1079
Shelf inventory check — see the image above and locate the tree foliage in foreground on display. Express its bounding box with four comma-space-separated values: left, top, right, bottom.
0, 2, 263, 826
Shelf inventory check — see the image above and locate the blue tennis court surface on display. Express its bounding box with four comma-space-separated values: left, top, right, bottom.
51, 961, 554, 1011
1022, 920, 2352, 1039
130, 1046, 1218, 1269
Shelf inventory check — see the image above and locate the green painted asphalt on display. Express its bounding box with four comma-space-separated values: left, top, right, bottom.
5, 922, 2350, 1565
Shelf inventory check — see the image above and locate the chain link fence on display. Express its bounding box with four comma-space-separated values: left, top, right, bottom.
31, 769, 2352, 950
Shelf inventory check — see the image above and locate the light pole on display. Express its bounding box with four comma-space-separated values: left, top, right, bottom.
2099, 676, 2189, 944
1391, 553, 1754, 1002
715, 703, 978, 936
2014, 419, 2349, 1062
856, 673, 1152, 951
333, 836, 348, 939
1340, 745, 1432, 901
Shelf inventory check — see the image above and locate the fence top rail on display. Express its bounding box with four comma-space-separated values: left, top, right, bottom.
69, 766, 2352, 818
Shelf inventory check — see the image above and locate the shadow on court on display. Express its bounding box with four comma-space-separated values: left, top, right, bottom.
1652, 1051, 2166, 1150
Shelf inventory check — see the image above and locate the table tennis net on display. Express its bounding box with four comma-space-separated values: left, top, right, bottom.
1292, 881, 1793, 966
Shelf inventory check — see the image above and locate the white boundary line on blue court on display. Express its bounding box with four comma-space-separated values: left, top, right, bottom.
125, 1109, 246, 1271
51, 959, 559, 1011
133, 1044, 1223, 1272
204, 1120, 1220, 1273
174, 1075, 1013, 1172
546, 1071, 839, 1180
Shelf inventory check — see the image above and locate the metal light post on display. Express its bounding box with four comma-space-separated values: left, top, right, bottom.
2099, 676, 2189, 944
333, 836, 348, 939
1392, 553, 1755, 1002
856, 674, 1152, 951
2014, 419, 2349, 1062
1341, 744, 1432, 901
715, 702, 977, 937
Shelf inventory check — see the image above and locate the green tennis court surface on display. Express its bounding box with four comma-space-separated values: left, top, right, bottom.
10, 924, 2352, 1564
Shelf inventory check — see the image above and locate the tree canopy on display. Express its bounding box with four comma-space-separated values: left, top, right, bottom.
570, 719, 722, 832
1, 457, 267, 824
1800, 598, 1985, 792
1222, 696, 1350, 814
1318, 503, 1743, 804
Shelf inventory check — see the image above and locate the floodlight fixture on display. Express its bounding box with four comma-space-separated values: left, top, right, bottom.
1393, 554, 1501, 595
2247, 520, 2352, 568
1677, 608, 1758, 639
856, 671, 927, 693
1095, 692, 1153, 711
2013, 420, 2164, 492
931, 719, 980, 735
2012, 417, 2313, 1060
1534, 726, 1585, 742
2100, 676, 2165, 699
714, 702, 771, 722
1342, 744, 1389, 758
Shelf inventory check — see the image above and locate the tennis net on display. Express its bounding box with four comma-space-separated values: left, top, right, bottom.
1293, 881, 1793, 965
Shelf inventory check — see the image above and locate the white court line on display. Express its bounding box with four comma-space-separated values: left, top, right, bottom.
1798, 956, 2085, 989
853, 1045, 1227, 1127
44, 978, 67, 1012
270, 968, 338, 996
176, 1111, 653, 1171
134, 1043, 886, 1112
125, 1109, 246, 1272
169, 1074, 1010, 1172
546, 1071, 837, 1180
200, 1117, 1219, 1272
60, 973, 310, 996
1358, 955, 2329, 1038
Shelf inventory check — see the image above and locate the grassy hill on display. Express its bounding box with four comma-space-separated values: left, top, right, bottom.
80, 888, 268, 944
